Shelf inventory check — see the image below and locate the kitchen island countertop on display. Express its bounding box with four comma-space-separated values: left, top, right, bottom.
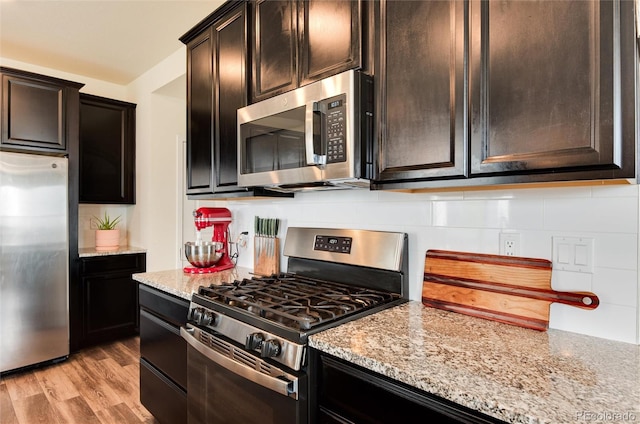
132, 266, 253, 300
309, 300, 640, 424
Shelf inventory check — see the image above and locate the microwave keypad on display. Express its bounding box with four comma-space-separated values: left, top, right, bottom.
326, 102, 346, 163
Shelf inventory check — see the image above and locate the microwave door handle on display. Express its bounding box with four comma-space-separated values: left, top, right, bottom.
305, 101, 326, 166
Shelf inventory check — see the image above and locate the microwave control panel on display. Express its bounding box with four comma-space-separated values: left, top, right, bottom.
321, 94, 347, 163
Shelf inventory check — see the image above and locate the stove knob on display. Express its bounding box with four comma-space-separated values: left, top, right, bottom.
189, 307, 203, 322
261, 339, 281, 358
199, 310, 215, 326
245, 333, 265, 350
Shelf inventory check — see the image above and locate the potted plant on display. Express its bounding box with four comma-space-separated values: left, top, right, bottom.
93, 212, 122, 251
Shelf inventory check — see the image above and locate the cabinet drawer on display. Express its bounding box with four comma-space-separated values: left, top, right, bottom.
81, 253, 146, 275
140, 309, 187, 390
140, 358, 186, 424
138, 284, 189, 327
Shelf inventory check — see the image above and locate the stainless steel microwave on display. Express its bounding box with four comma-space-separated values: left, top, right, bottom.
237, 70, 373, 193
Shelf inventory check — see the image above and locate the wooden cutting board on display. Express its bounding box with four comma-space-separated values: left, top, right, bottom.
422, 250, 599, 331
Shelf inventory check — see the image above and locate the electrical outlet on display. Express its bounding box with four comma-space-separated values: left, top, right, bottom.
237, 231, 249, 248
499, 233, 520, 256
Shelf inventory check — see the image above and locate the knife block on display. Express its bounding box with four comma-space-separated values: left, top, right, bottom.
254, 236, 280, 276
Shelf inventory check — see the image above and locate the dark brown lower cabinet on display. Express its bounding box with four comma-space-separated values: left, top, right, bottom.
140, 359, 187, 424
311, 350, 505, 424
79, 253, 146, 348
138, 284, 189, 424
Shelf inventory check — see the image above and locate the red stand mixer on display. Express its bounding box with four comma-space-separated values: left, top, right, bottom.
183, 207, 235, 274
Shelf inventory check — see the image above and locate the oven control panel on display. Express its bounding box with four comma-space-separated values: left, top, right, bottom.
188, 300, 306, 371
314, 235, 352, 254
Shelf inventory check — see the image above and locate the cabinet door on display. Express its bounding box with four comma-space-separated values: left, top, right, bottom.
186, 28, 215, 194
251, 0, 298, 102
1, 72, 67, 153
79, 94, 136, 204
299, 0, 362, 86
82, 273, 138, 345
469, 0, 633, 178
78, 254, 145, 348
376, 0, 466, 182
213, 4, 247, 190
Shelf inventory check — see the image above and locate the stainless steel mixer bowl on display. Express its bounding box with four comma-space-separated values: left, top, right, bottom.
184, 241, 224, 267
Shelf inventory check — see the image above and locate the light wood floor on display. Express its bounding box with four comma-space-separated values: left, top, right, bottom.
0, 337, 159, 424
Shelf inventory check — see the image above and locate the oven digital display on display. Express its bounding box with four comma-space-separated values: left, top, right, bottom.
314, 235, 352, 254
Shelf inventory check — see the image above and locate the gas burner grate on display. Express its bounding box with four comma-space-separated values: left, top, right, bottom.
198, 273, 397, 331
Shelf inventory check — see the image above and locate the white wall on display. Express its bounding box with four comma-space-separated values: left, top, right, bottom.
0, 58, 129, 100
4, 54, 638, 345
126, 48, 189, 272
197, 183, 640, 345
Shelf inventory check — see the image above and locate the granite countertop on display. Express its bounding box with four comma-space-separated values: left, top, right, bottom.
132, 266, 253, 300
78, 246, 147, 257
309, 301, 640, 424
128, 270, 639, 423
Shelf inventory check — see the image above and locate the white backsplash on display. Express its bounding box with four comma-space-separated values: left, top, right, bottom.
200, 183, 639, 344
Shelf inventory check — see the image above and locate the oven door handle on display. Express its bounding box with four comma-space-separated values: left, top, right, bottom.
180, 326, 299, 399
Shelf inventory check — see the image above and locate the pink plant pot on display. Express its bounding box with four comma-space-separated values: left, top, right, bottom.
95, 229, 120, 251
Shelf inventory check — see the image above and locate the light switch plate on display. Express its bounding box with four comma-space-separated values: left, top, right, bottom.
552, 236, 594, 273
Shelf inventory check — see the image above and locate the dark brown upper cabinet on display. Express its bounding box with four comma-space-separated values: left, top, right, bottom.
182, 1, 253, 197
250, 0, 363, 103
373, 0, 637, 190
79, 93, 136, 204
181, 1, 294, 199
375, 1, 466, 183
1, 67, 83, 155
215, 7, 248, 192
469, 0, 635, 180
184, 27, 215, 195
251, 0, 298, 102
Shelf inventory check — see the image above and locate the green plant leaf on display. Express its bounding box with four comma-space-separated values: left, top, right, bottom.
93, 212, 121, 230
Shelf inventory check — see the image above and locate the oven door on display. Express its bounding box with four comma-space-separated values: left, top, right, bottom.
181, 325, 308, 424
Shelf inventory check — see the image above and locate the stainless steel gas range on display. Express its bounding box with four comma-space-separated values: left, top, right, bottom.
181, 227, 408, 424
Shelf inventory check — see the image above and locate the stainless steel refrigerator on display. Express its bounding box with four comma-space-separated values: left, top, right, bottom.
0, 151, 69, 373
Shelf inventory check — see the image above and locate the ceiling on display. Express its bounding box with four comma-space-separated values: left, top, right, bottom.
0, 0, 225, 85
